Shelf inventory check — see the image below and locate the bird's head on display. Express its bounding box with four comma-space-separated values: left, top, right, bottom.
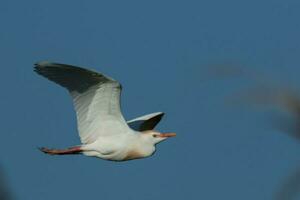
141, 130, 176, 145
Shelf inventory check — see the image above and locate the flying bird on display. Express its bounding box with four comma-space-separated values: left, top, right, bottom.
34, 61, 176, 161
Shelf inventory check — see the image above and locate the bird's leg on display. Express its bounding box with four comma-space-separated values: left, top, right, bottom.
39, 146, 82, 155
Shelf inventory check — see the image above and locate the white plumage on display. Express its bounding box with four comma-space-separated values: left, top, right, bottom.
35, 61, 176, 161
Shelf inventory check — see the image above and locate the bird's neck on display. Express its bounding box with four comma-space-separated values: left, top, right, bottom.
123, 136, 155, 160
136, 137, 156, 156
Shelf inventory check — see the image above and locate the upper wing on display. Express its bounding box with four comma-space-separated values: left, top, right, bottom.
127, 112, 164, 131
34, 61, 130, 144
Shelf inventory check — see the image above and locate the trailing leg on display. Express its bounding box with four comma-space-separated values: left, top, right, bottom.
39, 146, 82, 155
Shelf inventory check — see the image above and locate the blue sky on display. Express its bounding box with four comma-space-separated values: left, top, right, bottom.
1, 0, 300, 199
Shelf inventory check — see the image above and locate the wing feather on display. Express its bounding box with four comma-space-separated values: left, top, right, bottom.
127, 112, 164, 131
35, 61, 130, 144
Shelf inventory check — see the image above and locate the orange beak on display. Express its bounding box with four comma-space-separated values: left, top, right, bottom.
158, 132, 176, 138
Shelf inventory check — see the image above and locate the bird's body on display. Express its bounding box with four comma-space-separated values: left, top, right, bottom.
35, 62, 175, 161
81, 132, 156, 161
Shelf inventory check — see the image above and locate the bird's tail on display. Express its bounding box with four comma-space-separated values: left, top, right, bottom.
39, 146, 82, 155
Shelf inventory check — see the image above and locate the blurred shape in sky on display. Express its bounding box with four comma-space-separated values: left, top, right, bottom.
202, 62, 268, 83
226, 72, 300, 140
204, 63, 300, 137
274, 167, 300, 200
0, 166, 14, 200
237, 85, 300, 199
207, 64, 300, 200
203, 62, 245, 79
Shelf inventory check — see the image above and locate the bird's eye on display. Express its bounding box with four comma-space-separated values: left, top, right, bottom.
153, 134, 157, 138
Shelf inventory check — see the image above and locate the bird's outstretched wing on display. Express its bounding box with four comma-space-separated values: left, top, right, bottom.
34, 61, 130, 144
127, 112, 164, 131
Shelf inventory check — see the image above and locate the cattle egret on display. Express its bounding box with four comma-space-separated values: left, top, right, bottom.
35, 62, 176, 161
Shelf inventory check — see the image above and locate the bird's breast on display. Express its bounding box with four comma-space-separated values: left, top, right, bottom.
123, 145, 156, 161
123, 150, 145, 161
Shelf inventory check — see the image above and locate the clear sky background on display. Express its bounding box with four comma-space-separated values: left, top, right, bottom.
1, 0, 300, 200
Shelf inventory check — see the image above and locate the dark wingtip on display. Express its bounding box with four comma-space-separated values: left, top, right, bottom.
34, 61, 52, 67
156, 112, 165, 120
38, 147, 46, 152
38, 147, 52, 155
34, 61, 51, 73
